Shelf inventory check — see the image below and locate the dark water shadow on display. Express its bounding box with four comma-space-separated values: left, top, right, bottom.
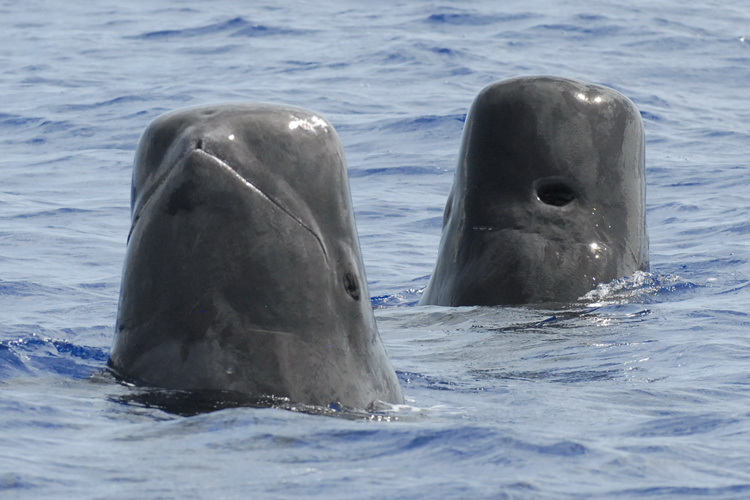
105, 370, 405, 421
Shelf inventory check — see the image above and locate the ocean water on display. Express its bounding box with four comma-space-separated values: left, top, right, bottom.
2, 0, 750, 498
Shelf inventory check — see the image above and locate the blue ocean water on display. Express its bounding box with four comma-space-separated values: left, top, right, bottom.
2, 0, 750, 497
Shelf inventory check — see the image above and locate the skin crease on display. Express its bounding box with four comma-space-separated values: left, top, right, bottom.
420, 76, 648, 306
109, 104, 403, 409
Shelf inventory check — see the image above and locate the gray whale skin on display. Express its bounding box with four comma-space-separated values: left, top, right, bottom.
421, 76, 648, 306
109, 104, 403, 409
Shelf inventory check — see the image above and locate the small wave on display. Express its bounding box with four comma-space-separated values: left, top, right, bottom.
519, 439, 588, 457
721, 221, 750, 235
0, 335, 108, 380
377, 113, 466, 134
631, 413, 739, 438
350, 165, 449, 178
12, 207, 93, 219
135, 17, 248, 39
615, 485, 750, 497
425, 12, 535, 26
0, 118, 97, 140
0, 280, 55, 296
54, 95, 151, 112
133, 17, 312, 40
640, 110, 663, 122
372, 288, 424, 308
0, 113, 43, 129
230, 24, 314, 38
536, 23, 623, 38
0, 343, 33, 378
472, 367, 620, 384
581, 271, 697, 305
398, 370, 485, 393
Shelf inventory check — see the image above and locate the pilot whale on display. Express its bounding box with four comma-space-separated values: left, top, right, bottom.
420, 76, 648, 306
109, 103, 403, 409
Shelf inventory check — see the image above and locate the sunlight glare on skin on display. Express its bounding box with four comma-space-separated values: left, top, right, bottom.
575, 92, 603, 104
288, 115, 329, 133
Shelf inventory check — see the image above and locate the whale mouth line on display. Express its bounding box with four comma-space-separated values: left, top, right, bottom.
193, 148, 328, 259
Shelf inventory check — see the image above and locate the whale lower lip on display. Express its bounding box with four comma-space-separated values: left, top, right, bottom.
192, 147, 328, 259
128, 146, 328, 262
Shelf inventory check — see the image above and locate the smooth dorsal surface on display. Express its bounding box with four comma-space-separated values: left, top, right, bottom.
110, 104, 403, 409
421, 76, 648, 306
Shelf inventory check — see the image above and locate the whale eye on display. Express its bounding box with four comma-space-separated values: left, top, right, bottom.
343, 272, 361, 301
536, 182, 576, 207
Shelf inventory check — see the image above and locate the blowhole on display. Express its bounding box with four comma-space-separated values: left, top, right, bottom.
536, 182, 576, 207
195, 139, 204, 150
